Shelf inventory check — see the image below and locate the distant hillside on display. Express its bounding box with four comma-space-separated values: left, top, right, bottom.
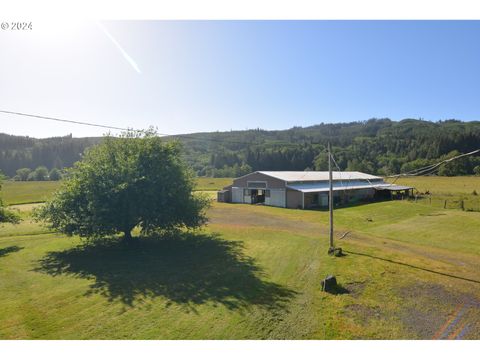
0, 133, 102, 177
1, 118, 480, 177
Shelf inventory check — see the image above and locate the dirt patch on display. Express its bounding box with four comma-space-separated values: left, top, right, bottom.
8, 203, 43, 212
397, 282, 480, 339
344, 281, 367, 298
344, 304, 382, 326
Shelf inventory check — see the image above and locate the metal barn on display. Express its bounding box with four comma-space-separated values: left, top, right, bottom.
217, 171, 413, 209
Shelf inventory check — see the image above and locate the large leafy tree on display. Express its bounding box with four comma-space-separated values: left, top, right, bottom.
16, 168, 31, 181
35, 130, 210, 242
48, 168, 62, 181
33, 166, 49, 181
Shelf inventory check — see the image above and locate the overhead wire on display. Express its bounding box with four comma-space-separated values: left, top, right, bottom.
0, 109, 265, 147
2, 109, 479, 180
386, 148, 480, 185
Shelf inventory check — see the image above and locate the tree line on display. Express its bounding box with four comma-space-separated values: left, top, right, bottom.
0, 133, 100, 177
13, 166, 63, 181
1, 118, 480, 178
178, 118, 480, 177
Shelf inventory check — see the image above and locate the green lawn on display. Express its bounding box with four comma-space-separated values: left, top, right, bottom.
0, 178, 232, 205
394, 176, 480, 211
0, 177, 479, 339
395, 175, 480, 195
194, 177, 232, 191
0, 181, 61, 205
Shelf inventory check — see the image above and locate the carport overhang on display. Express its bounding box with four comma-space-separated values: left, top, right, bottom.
286, 183, 413, 193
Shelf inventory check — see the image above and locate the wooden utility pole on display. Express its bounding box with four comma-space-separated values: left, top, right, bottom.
328, 142, 334, 254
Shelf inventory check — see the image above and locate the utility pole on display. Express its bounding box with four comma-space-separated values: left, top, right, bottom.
328, 142, 334, 254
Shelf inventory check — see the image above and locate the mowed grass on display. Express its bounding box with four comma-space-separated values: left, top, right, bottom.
1, 177, 479, 339
0, 178, 232, 206
194, 177, 232, 191
395, 175, 480, 195
395, 176, 480, 211
0, 181, 61, 205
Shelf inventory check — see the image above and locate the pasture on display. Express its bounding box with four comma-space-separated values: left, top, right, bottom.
194, 177, 232, 191
0, 178, 233, 206
0, 177, 479, 339
396, 176, 480, 211
395, 175, 480, 195
0, 181, 61, 205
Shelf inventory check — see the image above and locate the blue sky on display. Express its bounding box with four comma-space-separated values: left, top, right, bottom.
1, 20, 480, 138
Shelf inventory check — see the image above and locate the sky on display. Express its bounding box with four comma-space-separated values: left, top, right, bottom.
1, 20, 480, 138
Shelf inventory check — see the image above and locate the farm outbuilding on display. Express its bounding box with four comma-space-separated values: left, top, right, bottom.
217, 171, 413, 209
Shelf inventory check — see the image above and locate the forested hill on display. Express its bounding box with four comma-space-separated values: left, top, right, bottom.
0, 134, 101, 177
1, 118, 480, 178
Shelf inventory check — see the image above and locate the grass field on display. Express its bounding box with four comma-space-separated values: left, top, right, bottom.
0, 181, 61, 205
395, 176, 480, 211
0, 178, 232, 205
395, 176, 480, 195
194, 177, 232, 191
0, 177, 479, 339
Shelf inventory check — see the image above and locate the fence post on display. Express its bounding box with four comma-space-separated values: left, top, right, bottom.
461, 200, 464, 211
444, 200, 447, 209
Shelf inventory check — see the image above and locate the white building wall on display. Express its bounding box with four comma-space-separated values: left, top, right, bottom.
266, 189, 286, 207
231, 187, 244, 203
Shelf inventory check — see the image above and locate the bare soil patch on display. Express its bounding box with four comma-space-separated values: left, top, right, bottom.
344, 281, 367, 299
344, 303, 382, 326
397, 282, 480, 339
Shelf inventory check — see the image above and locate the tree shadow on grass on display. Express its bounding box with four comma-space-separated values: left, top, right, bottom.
34, 232, 297, 311
0, 246, 24, 258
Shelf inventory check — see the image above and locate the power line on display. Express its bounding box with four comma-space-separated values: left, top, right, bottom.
330, 153, 349, 193
386, 148, 480, 185
0, 110, 132, 132
0, 109, 263, 146
2, 109, 480, 175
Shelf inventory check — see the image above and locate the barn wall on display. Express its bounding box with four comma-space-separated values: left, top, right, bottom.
286, 189, 303, 209
266, 189, 286, 207
231, 187, 244, 203
233, 173, 285, 189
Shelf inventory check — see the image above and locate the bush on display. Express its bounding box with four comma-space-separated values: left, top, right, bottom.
474, 165, 480, 176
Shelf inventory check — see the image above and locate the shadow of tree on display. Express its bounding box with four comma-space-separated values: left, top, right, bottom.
34, 232, 296, 310
0, 246, 23, 258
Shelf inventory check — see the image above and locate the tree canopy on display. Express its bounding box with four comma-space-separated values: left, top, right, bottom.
34, 130, 210, 242
48, 168, 62, 181
32, 166, 49, 181
2, 118, 480, 177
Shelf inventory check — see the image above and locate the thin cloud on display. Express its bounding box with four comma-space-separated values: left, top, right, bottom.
97, 22, 141, 74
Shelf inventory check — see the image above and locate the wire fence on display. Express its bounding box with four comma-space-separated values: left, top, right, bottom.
409, 195, 480, 212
